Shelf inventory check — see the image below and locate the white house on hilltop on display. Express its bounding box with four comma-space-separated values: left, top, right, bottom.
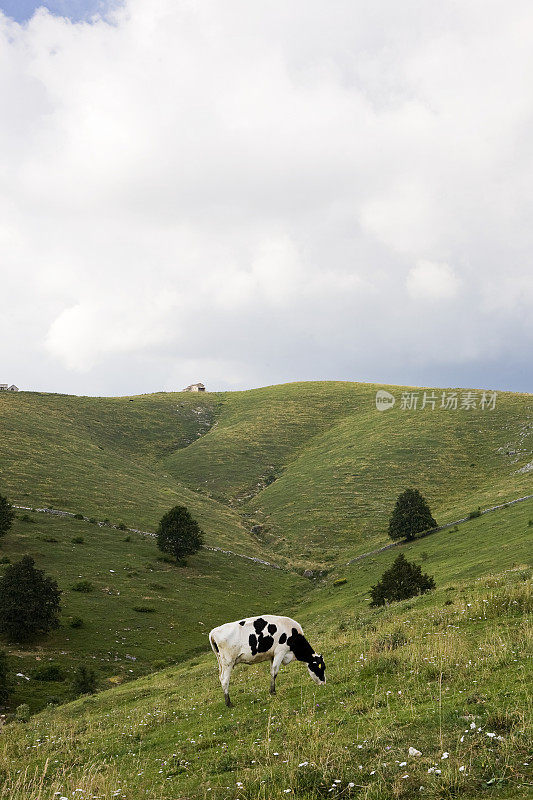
182, 382, 206, 392
0, 384, 19, 392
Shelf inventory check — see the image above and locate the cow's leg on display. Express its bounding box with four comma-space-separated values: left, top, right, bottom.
270, 651, 285, 695
219, 661, 234, 707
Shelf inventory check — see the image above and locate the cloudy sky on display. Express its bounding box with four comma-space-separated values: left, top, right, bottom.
1, 1, 532, 395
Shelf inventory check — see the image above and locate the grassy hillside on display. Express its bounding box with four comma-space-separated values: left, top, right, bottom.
299, 495, 533, 619
1, 500, 531, 800
243, 385, 533, 565
1, 382, 532, 568
162, 382, 366, 501
0, 512, 306, 713
0, 391, 256, 553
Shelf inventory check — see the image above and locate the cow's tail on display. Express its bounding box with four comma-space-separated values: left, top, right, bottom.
209, 632, 223, 676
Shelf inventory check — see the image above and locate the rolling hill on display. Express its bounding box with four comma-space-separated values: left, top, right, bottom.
0, 381, 531, 799
0, 499, 531, 799
1, 382, 532, 567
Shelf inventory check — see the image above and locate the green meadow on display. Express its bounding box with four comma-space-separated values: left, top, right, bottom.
0, 502, 531, 799
0, 381, 531, 799
0, 512, 305, 713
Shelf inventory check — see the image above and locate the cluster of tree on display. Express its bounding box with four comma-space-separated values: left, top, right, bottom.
369, 488, 438, 606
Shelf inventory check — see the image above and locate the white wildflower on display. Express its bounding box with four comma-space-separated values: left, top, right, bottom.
409, 747, 422, 757
441, 752, 449, 759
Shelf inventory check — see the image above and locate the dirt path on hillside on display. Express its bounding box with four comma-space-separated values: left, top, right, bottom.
345, 493, 533, 564
13, 504, 282, 569
14, 491, 533, 572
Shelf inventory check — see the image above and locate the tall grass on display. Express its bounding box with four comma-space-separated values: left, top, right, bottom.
1, 568, 530, 799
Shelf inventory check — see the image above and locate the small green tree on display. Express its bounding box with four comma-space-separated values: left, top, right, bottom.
0, 495, 15, 539
388, 488, 437, 541
72, 664, 97, 696
0, 555, 61, 643
370, 553, 435, 606
156, 505, 204, 564
0, 650, 9, 704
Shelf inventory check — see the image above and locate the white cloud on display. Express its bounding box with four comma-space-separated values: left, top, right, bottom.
0, 1, 532, 393
406, 260, 460, 301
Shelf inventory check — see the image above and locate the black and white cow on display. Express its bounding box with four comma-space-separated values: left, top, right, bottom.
209, 615, 326, 707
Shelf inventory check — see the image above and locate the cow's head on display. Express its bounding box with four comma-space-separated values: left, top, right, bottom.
307, 653, 326, 685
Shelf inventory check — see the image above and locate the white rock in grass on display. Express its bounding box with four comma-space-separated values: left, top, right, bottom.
409, 747, 422, 757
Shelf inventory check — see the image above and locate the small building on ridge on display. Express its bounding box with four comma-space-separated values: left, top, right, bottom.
182, 382, 206, 392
